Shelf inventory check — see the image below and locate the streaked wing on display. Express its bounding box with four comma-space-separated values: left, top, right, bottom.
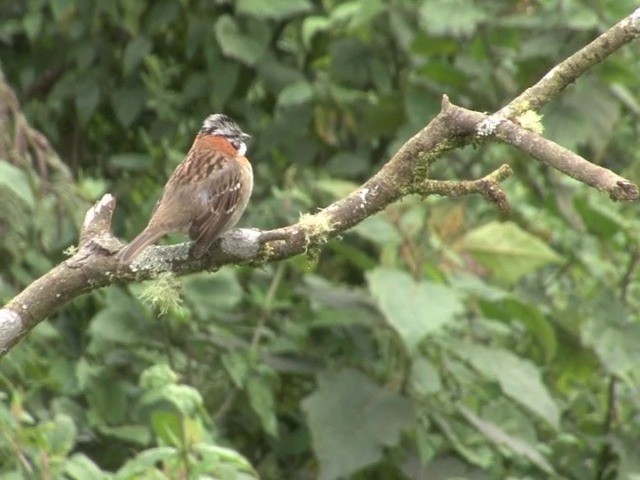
188, 157, 243, 254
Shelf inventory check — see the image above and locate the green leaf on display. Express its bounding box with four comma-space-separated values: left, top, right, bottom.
330, 38, 372, 88
247, 374, 278, 437
182, 268, 243, 319
479, 297, 557, 363
457, 405, 555, 475
582, 293, 640, 380
45, 414, 77, 456
214, 15, 267, 66
88, 290, 144, 345
196, 445, 258, 478
140, 365, 178, 390
329, 0, 387, 30
150, 411, 183, 447
237, 0, 312, 20
459, 221, 562, 285
221, 351, 250, 388
302, 16, 330, 49
163, 385, 204, 416
75, 80, 100, 125
277, 81, 313, 108
410, 357, 442, 396
98, 425, 151, 445
418, 0, 487, 37
353, 215, 403, 246
545, 79, 620, 152
574, 194, 626, 240
111, 86, 145, 127
116, 446, 177, 478
22, 12, 43, 42
303, 369, 413, 480
50, 0, 75, 22
457, 345, 560, 429
64, 453, 107, 480
0, 161, 35, 208
108, 153, 153, 170
367, 268, 463, 353
123, 36, 152, 76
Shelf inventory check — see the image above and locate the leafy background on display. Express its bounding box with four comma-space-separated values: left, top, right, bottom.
1, 0, 640, 478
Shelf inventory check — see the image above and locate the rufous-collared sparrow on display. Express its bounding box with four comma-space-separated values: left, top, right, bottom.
118, 113, 253, 263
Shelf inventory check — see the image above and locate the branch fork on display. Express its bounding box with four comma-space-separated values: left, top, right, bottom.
1, 7, 640, 356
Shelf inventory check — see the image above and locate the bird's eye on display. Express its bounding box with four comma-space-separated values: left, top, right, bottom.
233, 140, 247, 156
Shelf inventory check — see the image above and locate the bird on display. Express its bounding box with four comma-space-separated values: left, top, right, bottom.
118, 113, 253, 263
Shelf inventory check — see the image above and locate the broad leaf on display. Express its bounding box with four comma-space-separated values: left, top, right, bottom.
303, 369, 413, 480
237, 0, 312, 20
247, 374, 278, 437
214, 15, 267, 66
0, 161, 35, 208
457, 345, 560, 429
182, 268, 243, 319
459, 221, 562, 285
458, 405, 555, 475
367, 268, 463, 353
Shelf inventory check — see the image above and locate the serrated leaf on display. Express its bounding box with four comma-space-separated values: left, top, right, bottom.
237, 0, 312, 20
457, 345, 560, 429
459, 221, 562, 285
303, 369, 413, 480
367, 268, 463, 353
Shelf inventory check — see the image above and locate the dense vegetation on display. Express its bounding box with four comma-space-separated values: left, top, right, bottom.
1, 0, 639, 478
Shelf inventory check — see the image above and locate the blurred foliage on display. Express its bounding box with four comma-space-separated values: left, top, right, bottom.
1, 0, 640, 478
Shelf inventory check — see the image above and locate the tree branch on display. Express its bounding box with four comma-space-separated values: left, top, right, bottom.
1, 7, 640, 357
498, 7, 640, 118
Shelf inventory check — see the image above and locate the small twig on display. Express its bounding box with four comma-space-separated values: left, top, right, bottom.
494, 120, 638, 201
420, 164, 513, 214
447, 104, 639, 202
594, 375, 618, 480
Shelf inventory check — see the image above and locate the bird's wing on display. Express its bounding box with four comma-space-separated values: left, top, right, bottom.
188, 157, 244, 257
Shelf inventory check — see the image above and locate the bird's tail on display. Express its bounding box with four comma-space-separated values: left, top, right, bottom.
118, 228, 165, 264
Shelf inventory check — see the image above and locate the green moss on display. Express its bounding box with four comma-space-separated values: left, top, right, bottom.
138, 272, 183, 315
